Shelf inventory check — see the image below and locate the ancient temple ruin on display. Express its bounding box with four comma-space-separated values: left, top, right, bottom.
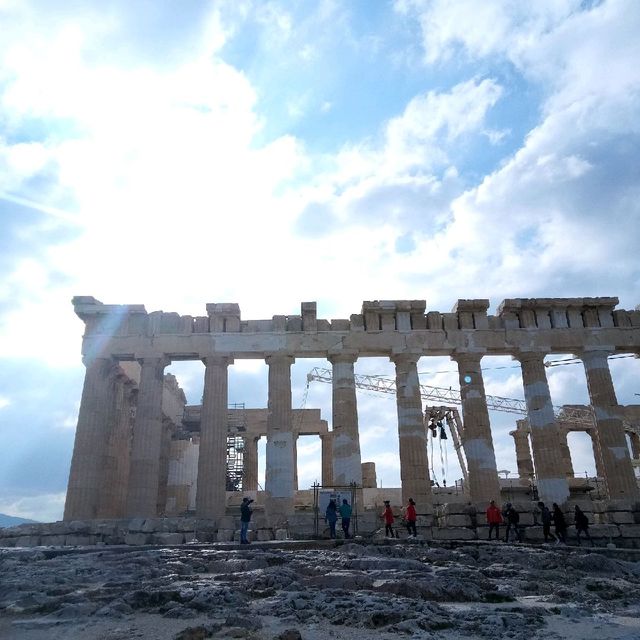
61, 295, 640, 540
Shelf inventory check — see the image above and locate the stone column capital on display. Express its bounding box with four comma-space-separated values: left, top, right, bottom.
576, 349, 612, 365
327, 351, 358, 365
202, 354, 234, 367
450, 351, 484, 365
512, 351, 547, 364
81, 354, 115, 368
136, 355, 171, 369
389, 351, 421, 365
265, 353, 296, 366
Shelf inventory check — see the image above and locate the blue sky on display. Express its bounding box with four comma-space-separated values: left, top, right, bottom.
1, 0, 639, 521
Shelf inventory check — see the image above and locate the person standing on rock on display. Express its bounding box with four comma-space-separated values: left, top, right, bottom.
552, 503, 567, 543
405, 498, 418, 538
382, 500, 397, 538
574, 505, 593, 546
486, 500, 502, 541
537, 501, 557, 543
325, 499, 338, 539
240, 497, 253, 544
339, 499, 352, 539
504, 503, 522, 543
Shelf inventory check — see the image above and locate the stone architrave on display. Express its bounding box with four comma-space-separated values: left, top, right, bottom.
580, 350, 639, 499
196, 356, 233, 519
392, 353, 432, 509
265, 354, 295, 525
64, 356, 115, 520
452, 353, 501, 504
242, 435, 259, 491
510, 423, 534, 481
517, 352, 569, 505
125, 356, 169, 517
328, 353, 363, 487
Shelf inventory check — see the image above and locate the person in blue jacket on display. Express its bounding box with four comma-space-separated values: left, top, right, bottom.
339, 499, 352, 539
325, 499, 338, 539
240, 497, 253, 544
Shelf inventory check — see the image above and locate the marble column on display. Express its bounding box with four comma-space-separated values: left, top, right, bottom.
64, 356, 115, 520
265, 354, 295, 526
126, 356, 169, 517
557, 427, 574, 478
630, 432, 640, 460
196, 356, 233, 519
293, 434, 299, 490
510, 423, 534, 481
581, 350, 639, 499
97, 373, 136, 518
320, 433, 334, 486
242, 435, 259, 491
392, 353, 432, 509
517, 352, 569, 505
590, 430, 606, 478
328, 353, 363, 487
156, 416, 174, 516
452, 353, 500, 504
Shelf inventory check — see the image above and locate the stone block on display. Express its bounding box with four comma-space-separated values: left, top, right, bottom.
619, 525, 640, 538
441, 515, 470, 527
589, 524, 620, 538
184, 532, 199, 543
255, 529, 274, 542
43, 535, 67, 546
432, 527, 476, 541
518, 513, 535, 526
15, 536, 41, 547
176, 517, 198, 532
125, 532, 151, 545
65, 535, 98, 546
152, 533, 184, 545
0, 537, 16, 547
217, 516, 235, 530
67, 520, 91, 534
439, 502, 469, 515
216, 529, 235, 542
128, 518, 146, 532
275, 529, 288, 540
606, 500, 635, 512
607, 512, 635, 525
521, 526, 545, 542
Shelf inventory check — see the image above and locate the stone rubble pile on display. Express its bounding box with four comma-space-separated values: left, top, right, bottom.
2, 541, 640, 639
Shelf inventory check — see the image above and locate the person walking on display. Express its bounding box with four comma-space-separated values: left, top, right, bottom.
538, 501, 557, 543
325, 499, 338, 539
405, 498, 418, 538
552, 503, 567, 543
240, 497, 253, 544
504, 503, 522, 543
381, 500, 397, 538
339, 499, 352, 539
486, 500, 502, 541
574, 505, 593, 546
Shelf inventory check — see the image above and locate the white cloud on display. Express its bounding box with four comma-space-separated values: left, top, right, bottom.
0, 395, 10, 409
0, 491, 66, 523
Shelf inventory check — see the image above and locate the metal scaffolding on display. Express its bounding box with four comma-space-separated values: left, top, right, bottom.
226, 403, 247, 491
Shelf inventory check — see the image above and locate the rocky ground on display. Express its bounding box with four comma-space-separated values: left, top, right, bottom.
2, 540, 640, 640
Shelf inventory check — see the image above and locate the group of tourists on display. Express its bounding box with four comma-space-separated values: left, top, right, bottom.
380, 497, 418, 538
239, 494, 594, 546
486, 499, 593, 545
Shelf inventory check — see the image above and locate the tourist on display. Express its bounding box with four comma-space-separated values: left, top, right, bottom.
339, 499, 352, 539
325, 499, 338, 539
405, 497, 418, 538
382, 500, 397, 538
537, 501, 557, 543
486, 499, 502, 541
552, 503, 567, 543
240, 497, 253, 544
504, 503, 522, 543
574, 505, 593, 546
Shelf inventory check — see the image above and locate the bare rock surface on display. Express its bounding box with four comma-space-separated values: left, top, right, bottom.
2, 541, 640, 639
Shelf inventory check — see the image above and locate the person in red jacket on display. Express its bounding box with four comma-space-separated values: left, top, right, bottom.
381, 500, 397, 538
405, 498, 417, 538
486, 499, 502, 541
